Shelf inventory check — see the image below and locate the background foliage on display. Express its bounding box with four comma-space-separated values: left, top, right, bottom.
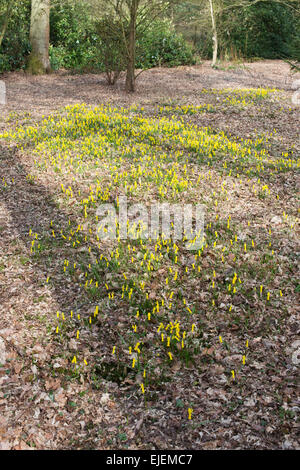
0, 0, 31, 73
0, 0, 299, 74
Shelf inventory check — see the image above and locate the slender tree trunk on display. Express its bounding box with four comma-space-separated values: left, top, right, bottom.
27, 0, 51, 74
125, 0, 138, 93
208, 0, 218, 67
0, 1, 13, 49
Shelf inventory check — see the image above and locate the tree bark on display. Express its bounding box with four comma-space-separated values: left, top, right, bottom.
27, 0, 51, 74
125, 0, 138, 93
208, 0, 218, 67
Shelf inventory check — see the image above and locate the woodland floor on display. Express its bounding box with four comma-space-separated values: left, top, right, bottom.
0, 60, 299, 450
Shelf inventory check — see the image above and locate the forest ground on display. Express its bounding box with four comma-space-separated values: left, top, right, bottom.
0, 60, 299, 450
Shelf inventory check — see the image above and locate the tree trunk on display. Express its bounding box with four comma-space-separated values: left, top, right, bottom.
125, 0, 138, 93
0, 1, 13, 49
27, 0, 51, 74
208, 0, 218, 67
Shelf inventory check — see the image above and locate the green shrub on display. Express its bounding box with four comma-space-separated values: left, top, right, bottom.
0, 52, 10, 72
49, 0, 101, 72
0, 0, 31, 73
136, 20, 196, 69
217, 2, 299, 60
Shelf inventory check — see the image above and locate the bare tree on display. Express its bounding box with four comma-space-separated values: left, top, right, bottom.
27, 0, 51, 74
208, 0, 217, 67
125, 0, 139, 92
95, 0, 174, 92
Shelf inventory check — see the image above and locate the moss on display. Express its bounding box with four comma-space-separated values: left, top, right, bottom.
27, 54, 49, 75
